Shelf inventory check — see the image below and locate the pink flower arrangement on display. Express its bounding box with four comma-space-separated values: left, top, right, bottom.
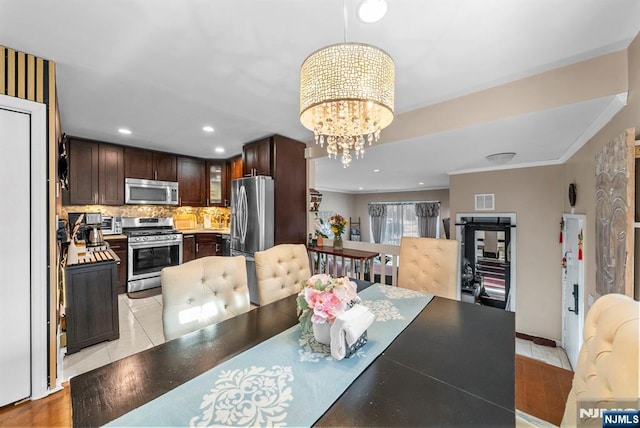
296, 274, 359, 333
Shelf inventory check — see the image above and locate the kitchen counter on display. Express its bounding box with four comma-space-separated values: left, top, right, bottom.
178, 228, 230, 235
104, 234, 127, 240
66, 248, 120, 267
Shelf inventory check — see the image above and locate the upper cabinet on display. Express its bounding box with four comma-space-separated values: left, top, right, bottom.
177, 156, 206, 206
243, 138, 272, 177
206, 161, 227, 207
66, 137, 124, 205
124, 147, 176, 182
225, 155, 243, 206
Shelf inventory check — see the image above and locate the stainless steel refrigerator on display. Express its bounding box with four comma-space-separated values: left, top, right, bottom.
230, 176, 274, 304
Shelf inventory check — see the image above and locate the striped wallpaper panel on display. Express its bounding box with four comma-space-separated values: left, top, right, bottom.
1, 43, 59, 391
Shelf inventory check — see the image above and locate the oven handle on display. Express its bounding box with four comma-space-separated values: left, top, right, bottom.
128, 241, 182, 250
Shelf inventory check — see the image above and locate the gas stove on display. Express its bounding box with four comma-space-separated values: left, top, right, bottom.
122, 217, 180, 238
121, 217, 184, 293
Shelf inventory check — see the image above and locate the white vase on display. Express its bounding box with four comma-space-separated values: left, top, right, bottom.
312, 322, 331, 345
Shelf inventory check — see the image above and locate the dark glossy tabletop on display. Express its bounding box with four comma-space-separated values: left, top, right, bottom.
71, 281, 515, 427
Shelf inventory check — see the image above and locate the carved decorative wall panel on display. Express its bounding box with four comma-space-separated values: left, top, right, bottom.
595, 129, 635, 296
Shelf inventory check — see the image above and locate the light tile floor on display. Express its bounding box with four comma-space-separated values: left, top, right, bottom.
63, 294, 573, 380
516, 337, 573, 371
62, 294, 164, 380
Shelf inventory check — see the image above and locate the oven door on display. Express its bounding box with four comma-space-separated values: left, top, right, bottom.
127, 240, 182, 292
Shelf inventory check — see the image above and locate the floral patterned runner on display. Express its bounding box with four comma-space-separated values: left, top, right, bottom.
106, 284, 433, 427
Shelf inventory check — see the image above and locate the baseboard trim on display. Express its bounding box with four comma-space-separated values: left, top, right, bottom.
516, 332, 556, 347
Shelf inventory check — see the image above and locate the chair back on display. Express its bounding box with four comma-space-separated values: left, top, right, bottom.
397, 236, 460, 300
161, 255, 250, 341
255, 244, 311, 305
561, 293, 639, 427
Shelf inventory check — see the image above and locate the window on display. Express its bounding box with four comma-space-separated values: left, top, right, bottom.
369, 202, 440, 245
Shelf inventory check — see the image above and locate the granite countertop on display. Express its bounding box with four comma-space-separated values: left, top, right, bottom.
178, 228, 230, 235
104, 234, 127, 240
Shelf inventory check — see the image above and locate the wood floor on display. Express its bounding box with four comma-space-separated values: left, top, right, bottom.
0, 355, 573, 427
0, 383, 70, 427
516, 354, 575, 426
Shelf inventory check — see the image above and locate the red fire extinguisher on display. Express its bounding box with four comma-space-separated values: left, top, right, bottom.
559, 218, 564, 244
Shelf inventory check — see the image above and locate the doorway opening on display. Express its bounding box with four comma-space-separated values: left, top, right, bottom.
456, 213, 516, 311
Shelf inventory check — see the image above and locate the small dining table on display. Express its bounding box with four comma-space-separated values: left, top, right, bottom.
70, 280, 515, 427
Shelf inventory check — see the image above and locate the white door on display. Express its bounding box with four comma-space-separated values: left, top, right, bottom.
562, 214, 585, 370
0, 107, 32, 406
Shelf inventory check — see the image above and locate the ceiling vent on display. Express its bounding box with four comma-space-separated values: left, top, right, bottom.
475, 194, 495, 211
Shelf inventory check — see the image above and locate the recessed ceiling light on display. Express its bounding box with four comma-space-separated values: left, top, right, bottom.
203, 126, 215, 133
357, 0, 388, 23
118, 128, 132, 135
419, 182, 424, 185
214, 147, 225, 154
358, 187, 364, 190
373, 169, 380, 172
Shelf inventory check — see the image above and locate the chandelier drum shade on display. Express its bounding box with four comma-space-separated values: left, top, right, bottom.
300, 42, 395, 167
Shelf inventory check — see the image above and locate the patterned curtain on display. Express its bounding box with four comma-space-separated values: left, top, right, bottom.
368, 204, 387, 243
415, 202, 440, 238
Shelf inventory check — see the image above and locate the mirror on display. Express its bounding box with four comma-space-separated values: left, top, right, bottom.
475, 230, 506, 261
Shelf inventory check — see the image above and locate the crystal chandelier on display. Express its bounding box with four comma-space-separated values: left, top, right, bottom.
299, 42, 395, 167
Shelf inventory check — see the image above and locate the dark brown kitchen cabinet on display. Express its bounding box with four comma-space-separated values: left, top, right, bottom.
183, 234, 196, 262
124, 147, 177, 181
242, 137, 271, 177
196, 233, 222, 258
225, 155, 243, 206
206, 161, 227, 207
242, 134, 306, 245
177, 156, 206, 206
66, 138, 124, 205
107, 238, 128, 294
65, 260, 119, 354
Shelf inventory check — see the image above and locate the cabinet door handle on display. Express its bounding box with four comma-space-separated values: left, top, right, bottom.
196, 243, 199, 252
206, 198, 209, 206
215, 243, 220, 253
94, 193, 98, 204
154, 170, 158, 180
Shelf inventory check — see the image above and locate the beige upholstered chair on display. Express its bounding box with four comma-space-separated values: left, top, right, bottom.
161, 256, 250, 341
254, 244, 311, 305
561, 293, 639, 427
397, 237, 460, 300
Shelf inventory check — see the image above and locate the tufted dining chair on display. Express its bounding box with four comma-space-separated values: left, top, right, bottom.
560, 293, 639, 427
161, 255, 250, 341
254, 244, 311, 305
397, 237, 460, 300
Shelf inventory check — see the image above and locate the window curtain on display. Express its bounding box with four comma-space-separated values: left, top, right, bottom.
368, 204, 387, 243
415, 202, 439, 238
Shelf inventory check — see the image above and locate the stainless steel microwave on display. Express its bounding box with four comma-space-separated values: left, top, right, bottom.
125, 178, 179, 205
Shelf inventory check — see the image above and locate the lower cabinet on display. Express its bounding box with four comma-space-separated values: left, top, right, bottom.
65, 260, 119, 354
195, 233, 222, 258
183, 234, 196, 262
107, 238, 128, 294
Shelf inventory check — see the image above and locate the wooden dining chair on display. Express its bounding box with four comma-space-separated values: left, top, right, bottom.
161, 255, 250, 341
561, 293, 639, 427
254, 244, 311, 305
397, 236, 460, 300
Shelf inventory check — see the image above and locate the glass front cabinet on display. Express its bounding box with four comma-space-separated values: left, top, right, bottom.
207, 161, 227, 206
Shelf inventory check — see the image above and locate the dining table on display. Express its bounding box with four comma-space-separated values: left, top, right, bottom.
70, 279, 515, 427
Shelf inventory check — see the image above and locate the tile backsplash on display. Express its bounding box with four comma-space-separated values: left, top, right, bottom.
61, 205, 230, 228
